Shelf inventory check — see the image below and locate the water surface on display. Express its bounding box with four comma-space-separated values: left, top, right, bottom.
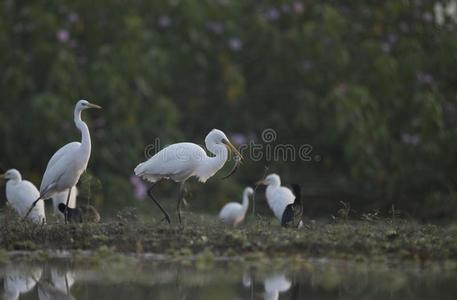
2, 254, 456, 300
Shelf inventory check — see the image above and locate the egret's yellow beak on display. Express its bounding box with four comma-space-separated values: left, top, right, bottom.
88, 102, 102, 109
222, 139, 244, 161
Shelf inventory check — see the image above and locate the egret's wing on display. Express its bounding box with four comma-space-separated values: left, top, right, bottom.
135, 143, 204, 182
266, 187, 295, 221
46, 142, 80, 170
6, 180, 43, 223
40, 143, 80, 195
219, 203, 242, 222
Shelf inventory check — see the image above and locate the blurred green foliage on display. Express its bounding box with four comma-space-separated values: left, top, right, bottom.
1, 0, 457, 218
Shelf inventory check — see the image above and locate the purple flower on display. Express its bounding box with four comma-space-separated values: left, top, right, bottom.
206, 21, 224, 34
158, 15, 171, 28
130, 175, 147, 200
416, 71, 434, 85
401, 133, 420, 146
68, 12, 79, 23
264, 7, 280, 21
229, 37, 242, 51
292, 1, 304, 14
56, 29, 70, 43
281, 4, 290, 14
230, 133, 248, 146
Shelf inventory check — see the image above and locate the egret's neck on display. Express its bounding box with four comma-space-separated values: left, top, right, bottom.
74, 108, 91, 152
241, 192, 250, 212
196, 143, 228, 182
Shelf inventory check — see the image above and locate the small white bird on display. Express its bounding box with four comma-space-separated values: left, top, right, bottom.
219, 187, 254, 226
264, 273, 291, 300
52, 186, 78, 217
3, 266, 42, 300
1, 169, 45, 224
25, 100, 101, 223
257, 174, 296, 226
135, 129, 243, 224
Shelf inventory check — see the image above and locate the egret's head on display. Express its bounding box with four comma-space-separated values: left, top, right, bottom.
205, 129, 243, 159
256, 173, 281, 187
244, 187, 254, 197
76, 99, 102, 111
1, 169, 22, 181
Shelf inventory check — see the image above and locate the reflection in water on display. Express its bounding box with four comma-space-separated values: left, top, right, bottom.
1, 257, 457, 300
263, 274, 291, 300
3, 266, 42, 300
38, 269, 75, 300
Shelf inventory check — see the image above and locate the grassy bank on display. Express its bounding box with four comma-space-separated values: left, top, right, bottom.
1, 210, 457, 261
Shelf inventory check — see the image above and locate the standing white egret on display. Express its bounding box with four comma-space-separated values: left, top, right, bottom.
1, 169, 45, 224
52, 186, 78, 217
135, 129, 243, 224
218, 187, 253, 226
256, 174, 300, 227
24, 100, 101, 223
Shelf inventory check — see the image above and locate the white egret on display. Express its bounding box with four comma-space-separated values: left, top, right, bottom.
1, 169, 45, 224
135, 129, 243, 224
3, 266, 42, 300
52, 186, 78, 217
24, 100, 101, 223
257, 174, 302, 227
218, 187, 253, 226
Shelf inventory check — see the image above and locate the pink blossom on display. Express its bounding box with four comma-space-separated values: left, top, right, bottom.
130, 175, 147, 200
56, 29, 70, 43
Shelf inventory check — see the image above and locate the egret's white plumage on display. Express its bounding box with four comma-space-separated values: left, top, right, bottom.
26, 100, 101, 222
264, 273, 291, 300
52, 186, 78, 216
219, 187, 253, 226
3, 266, 42, 300
135, 129, 243, 223
2, 169, 45, 224
258, 174, 295, 222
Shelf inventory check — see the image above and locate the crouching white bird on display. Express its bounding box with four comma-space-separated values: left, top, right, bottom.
219, 187, 253, 226
1, 169, 45, 224
24, 100, 101, 223
257, 174, 302, 227
52, 186, 78, 217
135, 129, 243, 224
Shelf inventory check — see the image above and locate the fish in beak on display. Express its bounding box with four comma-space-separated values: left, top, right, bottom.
221, 139, 244, 179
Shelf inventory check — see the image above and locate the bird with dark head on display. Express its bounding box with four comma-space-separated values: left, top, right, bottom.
58, 203, 82, 223
282, 184, 303, 227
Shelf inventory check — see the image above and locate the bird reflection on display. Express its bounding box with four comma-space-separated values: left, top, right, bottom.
38, 268, 76, 300
3, 266, 42, 300
242, 271, 291, 300
263, 273, 291, 300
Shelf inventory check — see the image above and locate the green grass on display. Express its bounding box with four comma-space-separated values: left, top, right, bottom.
1, 208, 457, 262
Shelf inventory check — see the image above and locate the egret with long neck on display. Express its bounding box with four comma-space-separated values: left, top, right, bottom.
24, 100, 101, 223
219, 187, 254, 226
135, 129, 243, 224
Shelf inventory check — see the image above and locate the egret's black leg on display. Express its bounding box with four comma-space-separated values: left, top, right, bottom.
148, 182, 171, 224
23, 196, 42, 221
64, 188, 72, 224
177, 182, 186, 224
